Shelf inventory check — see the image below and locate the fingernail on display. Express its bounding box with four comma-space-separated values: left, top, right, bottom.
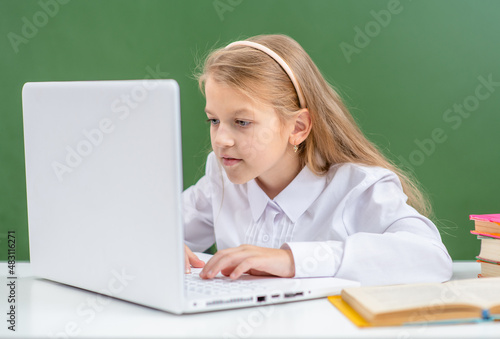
186, 268, 191, 274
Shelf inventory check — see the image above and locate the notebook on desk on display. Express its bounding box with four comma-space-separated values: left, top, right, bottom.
21, 79, 359, 314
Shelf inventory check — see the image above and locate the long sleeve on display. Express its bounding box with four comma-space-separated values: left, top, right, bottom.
182, 153, 217, 252
283, 166, 453, 285
185, 151, 453, 285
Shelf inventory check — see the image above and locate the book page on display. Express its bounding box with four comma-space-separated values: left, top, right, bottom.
342, 277, 500, 314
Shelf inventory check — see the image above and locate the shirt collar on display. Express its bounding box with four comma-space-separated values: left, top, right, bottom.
247, 165, 327, 223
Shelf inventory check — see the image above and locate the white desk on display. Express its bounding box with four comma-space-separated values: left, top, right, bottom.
1, 261, 499, 338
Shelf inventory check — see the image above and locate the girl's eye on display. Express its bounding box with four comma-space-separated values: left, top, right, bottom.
206, 119, 219, 126
236, 120, 251, 127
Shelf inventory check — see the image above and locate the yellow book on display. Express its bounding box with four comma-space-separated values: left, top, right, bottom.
329, 277, 500, 327
328, 295, 373, 327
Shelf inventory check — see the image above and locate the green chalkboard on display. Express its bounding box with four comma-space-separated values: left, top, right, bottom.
1, 0, 499, 261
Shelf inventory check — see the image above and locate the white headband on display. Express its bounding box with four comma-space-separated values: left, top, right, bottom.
225, 40, 306, 109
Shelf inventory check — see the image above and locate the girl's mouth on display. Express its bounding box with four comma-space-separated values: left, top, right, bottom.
222, 157, 242, 167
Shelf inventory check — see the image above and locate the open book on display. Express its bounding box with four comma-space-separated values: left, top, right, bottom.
330, 277, 500, 326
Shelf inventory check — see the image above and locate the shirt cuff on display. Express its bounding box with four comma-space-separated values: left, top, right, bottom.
281, 241, 344, 278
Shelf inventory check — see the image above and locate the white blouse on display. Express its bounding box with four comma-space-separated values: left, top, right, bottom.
183, 152, 453, 285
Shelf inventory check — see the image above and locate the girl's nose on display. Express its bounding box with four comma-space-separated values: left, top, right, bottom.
213, 124, 235, 148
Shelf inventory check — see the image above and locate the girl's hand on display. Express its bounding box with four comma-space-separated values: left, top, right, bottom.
184, 244, 205, 274
199, 245, 295, 280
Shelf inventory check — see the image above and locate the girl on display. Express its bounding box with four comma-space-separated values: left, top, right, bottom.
183, 34, 452, 285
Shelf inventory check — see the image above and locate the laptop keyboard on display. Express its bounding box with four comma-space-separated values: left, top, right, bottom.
185, 273, 261, 296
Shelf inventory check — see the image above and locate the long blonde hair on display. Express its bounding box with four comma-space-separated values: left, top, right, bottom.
196, 34, 432, 218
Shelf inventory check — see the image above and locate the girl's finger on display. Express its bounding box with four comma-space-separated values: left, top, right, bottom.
201, 249, 246, 279
189, 252, 206, 268
229, 258, 257, 280
184, 250, 191, 274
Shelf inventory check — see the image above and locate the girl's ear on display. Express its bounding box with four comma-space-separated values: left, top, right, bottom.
289, 109, 312, 145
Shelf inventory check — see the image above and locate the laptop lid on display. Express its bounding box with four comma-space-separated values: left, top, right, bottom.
22, 80, 185, 314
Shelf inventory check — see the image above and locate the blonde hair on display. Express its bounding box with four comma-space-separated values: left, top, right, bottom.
196, 34, 432, 218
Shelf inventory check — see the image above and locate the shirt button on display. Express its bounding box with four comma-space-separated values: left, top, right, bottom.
262, 234, 270, 242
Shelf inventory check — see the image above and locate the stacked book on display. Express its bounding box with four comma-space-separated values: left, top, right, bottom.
470, 214, 500, 278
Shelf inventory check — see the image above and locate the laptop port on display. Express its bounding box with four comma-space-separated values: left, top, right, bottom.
257, 296, 266, 302
284, 292, 304, 298
271, 294, 280, 299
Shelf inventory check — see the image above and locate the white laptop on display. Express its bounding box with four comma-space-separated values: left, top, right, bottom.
22, 80, 359, 314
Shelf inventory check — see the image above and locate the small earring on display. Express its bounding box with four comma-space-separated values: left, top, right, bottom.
293, 144, 298, 153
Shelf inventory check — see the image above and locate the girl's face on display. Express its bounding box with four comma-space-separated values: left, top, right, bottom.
204, 77, 299, 191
